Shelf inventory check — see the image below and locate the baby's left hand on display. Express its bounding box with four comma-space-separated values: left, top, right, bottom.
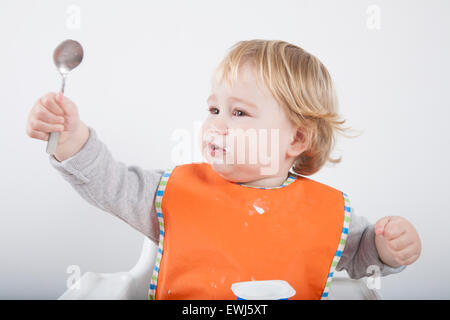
374, 216, 421, 268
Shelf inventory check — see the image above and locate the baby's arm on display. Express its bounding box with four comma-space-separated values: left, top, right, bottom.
49, 125, 162, 244
335, 207, 406, 279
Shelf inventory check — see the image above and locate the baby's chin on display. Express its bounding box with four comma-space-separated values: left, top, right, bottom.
207, 160, 260, 183
209, 162, 238, 182
202, 146, 260, 182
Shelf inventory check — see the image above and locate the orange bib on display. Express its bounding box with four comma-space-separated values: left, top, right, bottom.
148, 162, 351, 300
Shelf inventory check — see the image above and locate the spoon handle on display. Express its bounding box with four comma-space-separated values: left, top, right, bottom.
46, 76, 66, 155
46, 130, 59, 155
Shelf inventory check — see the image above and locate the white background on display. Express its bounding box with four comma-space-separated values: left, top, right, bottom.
1, 0, 449, 299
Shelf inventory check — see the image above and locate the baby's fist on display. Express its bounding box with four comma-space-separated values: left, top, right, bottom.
374, 216, 421, 267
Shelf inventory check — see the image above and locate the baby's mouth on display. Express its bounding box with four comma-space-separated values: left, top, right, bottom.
208, 142, 228, 155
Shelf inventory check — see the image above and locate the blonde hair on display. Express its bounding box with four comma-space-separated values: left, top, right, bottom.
213, 39, 358, 176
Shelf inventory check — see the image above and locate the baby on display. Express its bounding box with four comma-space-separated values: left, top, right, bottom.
26, 39, 421, 300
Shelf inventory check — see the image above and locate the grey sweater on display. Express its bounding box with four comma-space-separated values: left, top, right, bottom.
49, 126, 406, 279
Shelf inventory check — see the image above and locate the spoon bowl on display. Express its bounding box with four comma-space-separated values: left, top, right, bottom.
53, 39, 84, 77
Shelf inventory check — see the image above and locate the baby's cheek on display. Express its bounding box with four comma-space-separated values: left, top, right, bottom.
228, 134, 270, 166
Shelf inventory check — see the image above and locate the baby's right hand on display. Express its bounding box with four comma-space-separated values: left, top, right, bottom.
26, 92, 80, 147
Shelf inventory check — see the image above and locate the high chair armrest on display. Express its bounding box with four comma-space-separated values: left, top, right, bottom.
58, 271, 135, 300
328, 273, 383, 300
58, 236, 158, 300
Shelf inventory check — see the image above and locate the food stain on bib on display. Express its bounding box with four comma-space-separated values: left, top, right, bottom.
248, 198, 268, 215
253, 204, 265, 214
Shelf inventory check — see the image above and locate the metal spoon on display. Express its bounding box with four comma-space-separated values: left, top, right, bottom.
46, 39, 84, 155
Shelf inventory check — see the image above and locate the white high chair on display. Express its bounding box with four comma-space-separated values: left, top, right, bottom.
58, 235, 382, 300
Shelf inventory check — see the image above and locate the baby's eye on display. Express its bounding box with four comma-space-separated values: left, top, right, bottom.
207, 107, 219, 115
233, 109, 248, 117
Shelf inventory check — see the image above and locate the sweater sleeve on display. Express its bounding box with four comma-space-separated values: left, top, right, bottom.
48, 125, 163, 244
335, 206, 407, 279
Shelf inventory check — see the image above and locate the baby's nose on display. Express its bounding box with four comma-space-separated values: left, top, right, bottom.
208, 122, 229, 136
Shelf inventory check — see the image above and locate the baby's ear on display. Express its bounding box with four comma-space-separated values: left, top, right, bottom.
287, 127, 308, 158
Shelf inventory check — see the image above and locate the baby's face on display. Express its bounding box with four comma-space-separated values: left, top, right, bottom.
201, 61, 301, 183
